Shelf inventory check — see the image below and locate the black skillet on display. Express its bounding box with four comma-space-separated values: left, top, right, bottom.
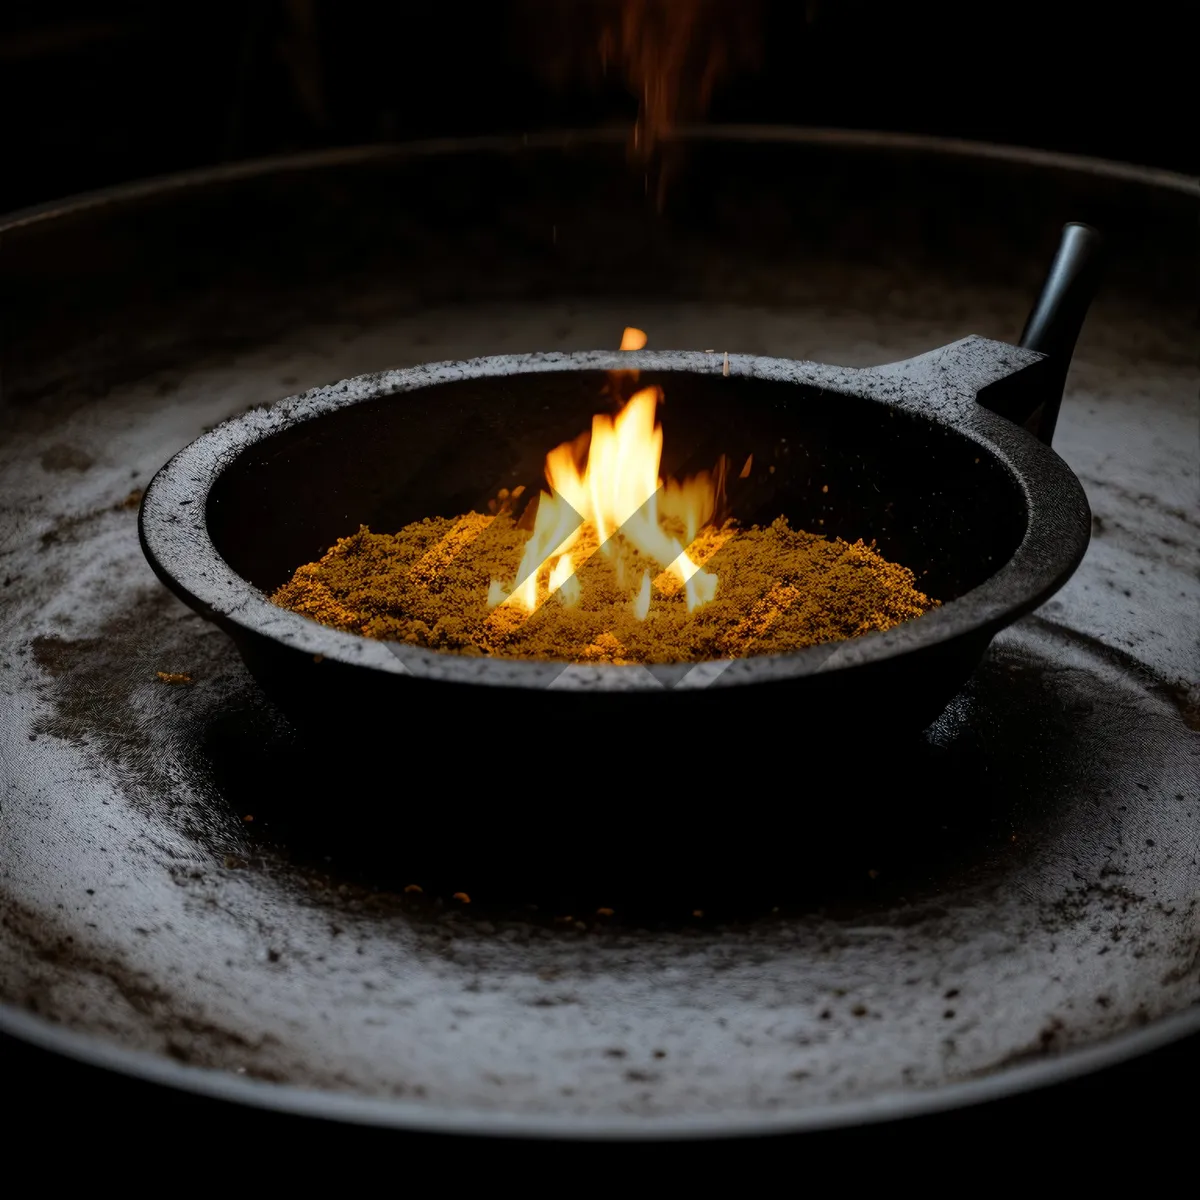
139, 223, 1103, 745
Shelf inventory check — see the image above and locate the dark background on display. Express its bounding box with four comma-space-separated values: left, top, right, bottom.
2, 0, 1194, 216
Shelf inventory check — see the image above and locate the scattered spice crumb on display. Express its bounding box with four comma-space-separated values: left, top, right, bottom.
155, 671, 193, 684
404, 883, 424, 894
270, 515, 936, 664
452, 891, 470, 903
596, 907, 614, 916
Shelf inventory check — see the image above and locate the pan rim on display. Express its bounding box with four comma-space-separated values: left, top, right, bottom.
3, 998, 1197, 1139
1, 123, 1196, 236
139, 349, 1089, 690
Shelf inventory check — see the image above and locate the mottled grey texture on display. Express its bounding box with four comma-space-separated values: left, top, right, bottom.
0, 135, 1196, 1137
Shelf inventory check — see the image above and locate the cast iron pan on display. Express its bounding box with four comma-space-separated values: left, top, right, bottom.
139, 226, 1102, 741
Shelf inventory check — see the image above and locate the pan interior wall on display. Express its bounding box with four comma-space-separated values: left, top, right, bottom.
207, 370, 1027, 604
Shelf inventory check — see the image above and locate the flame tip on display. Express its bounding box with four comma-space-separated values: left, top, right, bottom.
497, 327, 722, 622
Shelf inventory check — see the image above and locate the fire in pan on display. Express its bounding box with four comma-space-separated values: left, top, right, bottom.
140, 226, 1103, 744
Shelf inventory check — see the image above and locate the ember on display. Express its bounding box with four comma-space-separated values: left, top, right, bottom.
270, 330, 936, 662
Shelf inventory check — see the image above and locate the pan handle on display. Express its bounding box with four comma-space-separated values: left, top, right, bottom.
979, 222, 1105, 446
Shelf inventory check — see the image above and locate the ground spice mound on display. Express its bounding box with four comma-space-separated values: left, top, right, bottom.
270, 514, 937, 663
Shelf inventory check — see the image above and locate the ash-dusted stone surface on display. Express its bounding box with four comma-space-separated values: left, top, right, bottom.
0, 135, 1196, 1135
2, 294, 1196, 1135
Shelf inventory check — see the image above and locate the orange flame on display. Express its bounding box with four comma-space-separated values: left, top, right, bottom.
488, 329, 721, 621
605, 0, 762, 208
514, 1, 761, 202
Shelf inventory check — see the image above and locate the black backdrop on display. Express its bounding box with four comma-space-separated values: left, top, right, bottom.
2, 0, 1194, 215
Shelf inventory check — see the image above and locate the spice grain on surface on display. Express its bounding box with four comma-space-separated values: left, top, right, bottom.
271, 514, 935, 663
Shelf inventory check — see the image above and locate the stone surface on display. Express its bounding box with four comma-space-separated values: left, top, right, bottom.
0, 136, 1196, 1134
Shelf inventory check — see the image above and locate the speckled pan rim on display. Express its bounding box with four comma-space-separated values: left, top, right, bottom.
2, 999, 1197, 1139
139, 346, 1090, 690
